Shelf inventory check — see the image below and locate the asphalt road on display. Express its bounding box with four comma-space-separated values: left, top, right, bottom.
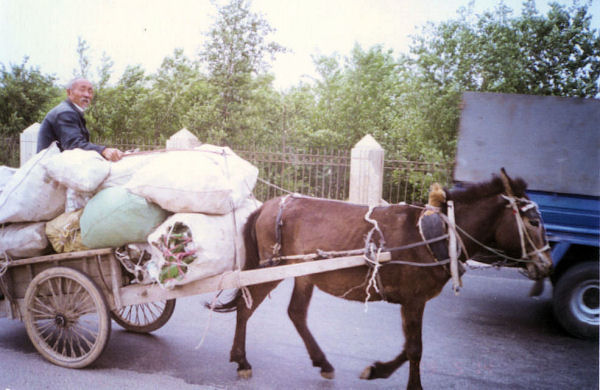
0, 267, 597, 390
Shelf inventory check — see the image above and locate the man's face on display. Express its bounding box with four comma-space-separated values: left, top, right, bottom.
67, 80, 94, 109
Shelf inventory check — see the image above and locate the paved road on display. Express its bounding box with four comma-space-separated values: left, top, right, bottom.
1, 267, 597, 389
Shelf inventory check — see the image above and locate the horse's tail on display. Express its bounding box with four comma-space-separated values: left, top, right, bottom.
209, 205, 263, 313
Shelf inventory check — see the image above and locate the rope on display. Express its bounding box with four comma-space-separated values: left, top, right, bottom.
257, 177, 295, 195
0, 253, 9, 277
363, 247, 383, 311
196, 277, 226, 350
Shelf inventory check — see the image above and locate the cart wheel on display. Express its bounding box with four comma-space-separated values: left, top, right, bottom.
23, 266, 111, 368
111, 299, 176, 333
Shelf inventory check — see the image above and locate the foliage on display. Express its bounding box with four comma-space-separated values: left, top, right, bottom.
73, 37, 91, 79
409, 0, 599, 97
0, 59, 61, 136
1, 0, 598, 177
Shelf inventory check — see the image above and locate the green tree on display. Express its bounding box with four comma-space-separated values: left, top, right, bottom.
73, 36, 91, 79
409, 0, 599, 97
144, 49, 208, 139
395, 0, 600, 163
200, 0, 286, 142
0, 59, 60, 136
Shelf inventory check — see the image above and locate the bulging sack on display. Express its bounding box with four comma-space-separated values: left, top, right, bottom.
80, 187, 168, 248
42, 148, 110, 193
126, 146, 259, 214
0, 222, 49, 258
0, 166, 17, 195
0, 143, 66, 223
46, 209, 89, 253
99, 153, 155, 190
146, 197, 261, 289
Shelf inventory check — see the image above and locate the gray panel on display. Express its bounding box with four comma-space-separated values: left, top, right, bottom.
454, 92, 600, 196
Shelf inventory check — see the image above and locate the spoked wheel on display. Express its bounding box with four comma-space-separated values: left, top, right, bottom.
23, 267, 111, 368
111, 299, 176, 333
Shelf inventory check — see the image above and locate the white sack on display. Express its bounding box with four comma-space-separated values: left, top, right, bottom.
146, 197, 261, 289
99, 153, 155, 189
126, 146, 259, 214
42, 148, 110, 192
0, 143, 66, 223
0, 166, 17, 195
65, 188, 93, 212
0, 222, 49, 258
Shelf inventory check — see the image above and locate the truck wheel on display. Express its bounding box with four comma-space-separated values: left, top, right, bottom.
553, 261, 599, 339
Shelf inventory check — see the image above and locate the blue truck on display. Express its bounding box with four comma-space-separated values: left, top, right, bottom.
454, 92, 599, 339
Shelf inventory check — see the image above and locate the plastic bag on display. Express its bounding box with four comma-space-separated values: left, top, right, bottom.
146, 197, 261, 288
45, 209, 89, 253
126, 146, 258, 214
80, 186, 168, 248
0, 143, 66, 223
0, 222, 49, 258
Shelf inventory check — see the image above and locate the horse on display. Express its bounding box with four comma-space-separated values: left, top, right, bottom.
213, 169, 553, 390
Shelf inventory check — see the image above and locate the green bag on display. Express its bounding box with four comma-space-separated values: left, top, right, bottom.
80, 187, 168, 248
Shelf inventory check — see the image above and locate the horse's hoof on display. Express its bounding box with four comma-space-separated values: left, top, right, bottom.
360, 365, 373, 380
320, 370, 335, 380
238, 369, 253, 379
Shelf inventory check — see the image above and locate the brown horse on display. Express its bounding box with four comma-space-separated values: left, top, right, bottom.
213, 170, 552, 389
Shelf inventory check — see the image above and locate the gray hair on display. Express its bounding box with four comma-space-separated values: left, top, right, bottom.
65, 77, 91, 90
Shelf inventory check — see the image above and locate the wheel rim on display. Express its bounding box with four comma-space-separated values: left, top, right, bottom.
115, 301, 169, 327
25, 270, 108, 366
571, 280, 600, 326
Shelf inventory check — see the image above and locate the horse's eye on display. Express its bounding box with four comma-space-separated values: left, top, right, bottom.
529, 220, 539, 227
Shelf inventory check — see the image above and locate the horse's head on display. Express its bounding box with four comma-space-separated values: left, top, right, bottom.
493, 169, 553, 280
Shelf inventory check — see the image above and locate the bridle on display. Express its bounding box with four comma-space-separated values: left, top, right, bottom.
500, 194, 551, 262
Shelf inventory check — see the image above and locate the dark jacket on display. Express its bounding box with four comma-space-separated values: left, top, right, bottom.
37, 99, 105, 154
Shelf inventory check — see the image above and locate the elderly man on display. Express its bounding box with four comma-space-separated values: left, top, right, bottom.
37, 78, 123, 161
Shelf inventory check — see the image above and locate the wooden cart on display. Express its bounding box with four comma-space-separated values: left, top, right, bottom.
0, 248, 389, 368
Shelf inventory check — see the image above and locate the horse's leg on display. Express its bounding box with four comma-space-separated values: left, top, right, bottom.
361, 301, 425, 390
287, 277, 335, 379
230, 280, 282, 379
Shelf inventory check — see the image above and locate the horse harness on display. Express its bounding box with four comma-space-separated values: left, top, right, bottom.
262, 192, 547, 297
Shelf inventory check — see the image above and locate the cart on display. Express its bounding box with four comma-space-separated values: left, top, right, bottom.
0, 247, 390, 368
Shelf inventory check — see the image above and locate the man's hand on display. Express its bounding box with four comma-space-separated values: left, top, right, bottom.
101, 147, 124, 162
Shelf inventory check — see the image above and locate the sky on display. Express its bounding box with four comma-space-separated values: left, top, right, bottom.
1, 0, 598, 90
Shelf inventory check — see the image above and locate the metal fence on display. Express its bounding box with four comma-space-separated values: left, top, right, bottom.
1, 137, 452, 204
234, 147, 451, 204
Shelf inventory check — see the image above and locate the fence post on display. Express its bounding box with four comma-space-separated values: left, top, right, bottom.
20, 123, 40, 166
166, 128, 201, 149
349, 134, 384, 206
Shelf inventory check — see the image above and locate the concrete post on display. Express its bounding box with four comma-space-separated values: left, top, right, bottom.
349, 134, 384, 206
166, 128, 201, 149
20, 123, 40, 166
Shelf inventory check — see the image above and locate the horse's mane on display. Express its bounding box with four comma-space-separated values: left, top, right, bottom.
447, 175, 528, 203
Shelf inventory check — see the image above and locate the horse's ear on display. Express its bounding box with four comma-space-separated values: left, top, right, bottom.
500, 168, 514, 196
